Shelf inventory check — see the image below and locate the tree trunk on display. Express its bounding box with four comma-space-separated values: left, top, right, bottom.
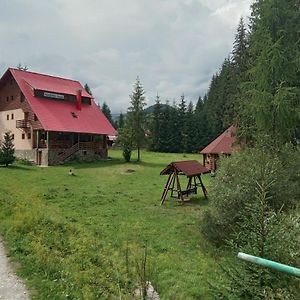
137, 146, 140, 162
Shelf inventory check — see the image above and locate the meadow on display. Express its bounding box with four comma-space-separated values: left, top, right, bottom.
0, 150, 223, 300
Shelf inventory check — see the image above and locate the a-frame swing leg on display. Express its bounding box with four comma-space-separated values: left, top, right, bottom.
160, 173, 174, 205
197, 175, 207, 198
170, 173, 176, 198
186, 177, 192, 190
175, 172, 184, 202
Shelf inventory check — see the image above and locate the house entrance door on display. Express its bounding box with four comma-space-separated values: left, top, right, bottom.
37, 150, 42, 165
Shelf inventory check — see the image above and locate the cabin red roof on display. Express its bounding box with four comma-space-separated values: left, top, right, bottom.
2, 68, 116, 135
201, 125, 236, 154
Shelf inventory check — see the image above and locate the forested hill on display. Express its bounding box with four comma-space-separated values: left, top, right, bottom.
108, 0, 299, 153
199, 0, 300, 146
145, 0, 299, 153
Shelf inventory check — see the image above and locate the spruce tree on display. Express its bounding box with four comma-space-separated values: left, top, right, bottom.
178, 94, 188, 152
239, 0, 300, 145
101, 102, 114, 126
0, 132, 15, 167
186, 101, 195, 152
195, 96, 203, 114
84, 83, 93, 96
149, 94, 162, 151
126, 77, 146, 161
118, 113, 125, 129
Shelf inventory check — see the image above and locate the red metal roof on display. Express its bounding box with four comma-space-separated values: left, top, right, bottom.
6, 68, 116, 135
160, 160, 209, 177
201, 125, 236, 154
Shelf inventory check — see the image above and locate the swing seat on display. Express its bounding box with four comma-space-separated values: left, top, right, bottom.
180, 187, 197, 197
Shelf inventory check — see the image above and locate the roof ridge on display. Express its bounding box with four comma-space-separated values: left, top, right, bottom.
9, 68, 81, 84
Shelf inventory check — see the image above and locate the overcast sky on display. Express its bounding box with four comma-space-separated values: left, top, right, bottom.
0, 0, 252, 113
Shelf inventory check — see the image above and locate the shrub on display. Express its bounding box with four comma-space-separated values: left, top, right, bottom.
0, 131, 15, 167
123, 147, 132, 162
201, 144, 300, 299
117, 128, 133, 162
201, 146, 299, 246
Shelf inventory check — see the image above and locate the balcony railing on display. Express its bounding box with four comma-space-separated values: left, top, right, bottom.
16, 119, 30, 128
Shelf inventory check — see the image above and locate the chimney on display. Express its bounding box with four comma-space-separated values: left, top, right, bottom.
76, 89, 82, 110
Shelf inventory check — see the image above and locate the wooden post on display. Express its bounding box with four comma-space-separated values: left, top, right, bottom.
36, 130, 39, 149
170, 174, 176, 198
193, 176, 197, 194
160, 173, 174, 205
186, 177, 192, 190
175, 171, 184, 202
46, 131, 49, 149
197, 175, 207, 198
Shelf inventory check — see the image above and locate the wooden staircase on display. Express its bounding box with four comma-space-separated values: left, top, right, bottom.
57, 142, 80, 162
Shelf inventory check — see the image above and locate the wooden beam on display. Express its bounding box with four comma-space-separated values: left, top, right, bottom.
160, 173, 174, 205
197, 175, 207, 198
186, 177, 192, 190
175, 171, 184, 202
170, 174, 176, 198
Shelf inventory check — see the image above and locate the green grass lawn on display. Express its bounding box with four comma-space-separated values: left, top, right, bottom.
0, 150, 223, 300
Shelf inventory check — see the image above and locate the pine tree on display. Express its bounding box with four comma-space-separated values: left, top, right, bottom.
158, 101, 174, 152
101, 102, 114, 126
186, 101, 195, 152
232, 17, 248, 75
178, 94, 188, 152
84, 83, 93, 96
0, 132, 15, 167
149, 94, 162, 151
195, 96, 203, 114
126, 77, 146, 161
239, 0, 300, 145
118, 113, 125, 129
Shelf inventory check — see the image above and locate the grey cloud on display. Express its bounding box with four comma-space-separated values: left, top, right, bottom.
0, 0, 252, 112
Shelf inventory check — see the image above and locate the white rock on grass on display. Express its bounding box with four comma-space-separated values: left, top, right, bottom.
133, 281, 160, 300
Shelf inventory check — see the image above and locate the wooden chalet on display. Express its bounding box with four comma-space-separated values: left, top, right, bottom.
200, 125, 236, 172
0, 68, 116, 165
160, 160, 209, 205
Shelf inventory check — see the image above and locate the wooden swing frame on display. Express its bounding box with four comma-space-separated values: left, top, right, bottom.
160, 161, 208, 205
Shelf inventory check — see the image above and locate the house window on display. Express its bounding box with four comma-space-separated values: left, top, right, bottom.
6, 115, 9, 120
20, 93, 25, 103
22, 133, 25, 139
28, 133, 31, 139
11, 95, 14, 100
11, 113, 14, 120
6, 96, 9, 102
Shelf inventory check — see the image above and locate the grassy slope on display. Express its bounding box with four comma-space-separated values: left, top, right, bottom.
0, 150, 222, 300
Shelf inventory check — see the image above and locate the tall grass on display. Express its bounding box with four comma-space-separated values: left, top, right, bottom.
0, 150, 220, 299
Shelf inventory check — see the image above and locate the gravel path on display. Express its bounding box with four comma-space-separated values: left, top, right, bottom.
0, 238, 30, 300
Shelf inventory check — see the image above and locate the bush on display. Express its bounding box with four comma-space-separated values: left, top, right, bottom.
116, 128, 133, 162
201, 146, 299, 245
0, 132, 15, 167
123, 148, 132, 162
201, 144, 300, 299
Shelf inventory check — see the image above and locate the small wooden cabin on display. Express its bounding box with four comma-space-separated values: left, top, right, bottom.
200, 125, 236, 172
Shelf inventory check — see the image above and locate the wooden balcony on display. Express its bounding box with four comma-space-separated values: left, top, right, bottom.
16, 119, 30, 128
